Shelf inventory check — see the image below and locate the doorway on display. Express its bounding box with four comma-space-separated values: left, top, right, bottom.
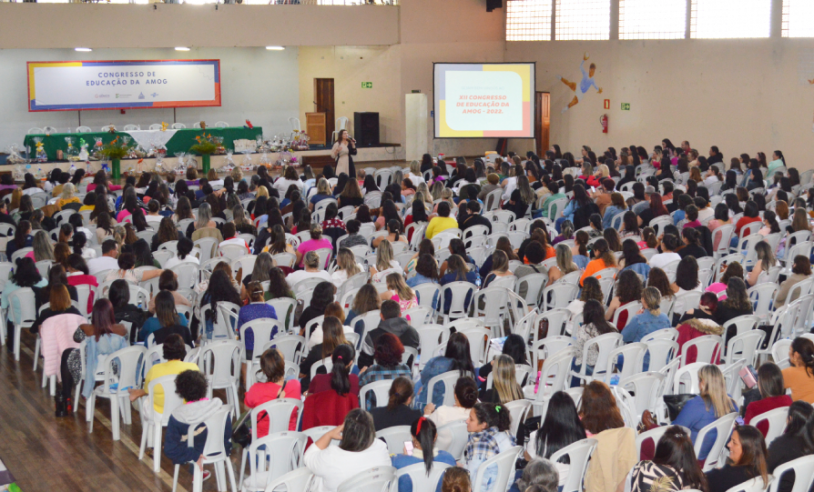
535, 92, 550, 157
314, 78, 335, 144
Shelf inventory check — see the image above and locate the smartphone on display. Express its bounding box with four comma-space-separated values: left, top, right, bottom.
404, 441, 414, 455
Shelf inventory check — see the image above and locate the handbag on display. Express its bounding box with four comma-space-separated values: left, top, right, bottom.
232, 380, 287, 448
663, 394, 697, 421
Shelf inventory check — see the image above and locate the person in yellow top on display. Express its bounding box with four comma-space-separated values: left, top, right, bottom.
78, 192, 96, 213
56, 183, 81, 209
782, 337, 814, 403
128, 334, 199, 413
579, 238, 617, 287
425, 202, 458, 239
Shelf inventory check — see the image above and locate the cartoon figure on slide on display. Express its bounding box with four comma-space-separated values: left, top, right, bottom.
558, 53, 603, 113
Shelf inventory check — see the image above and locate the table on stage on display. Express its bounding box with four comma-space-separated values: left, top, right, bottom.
23, 127, 263, 162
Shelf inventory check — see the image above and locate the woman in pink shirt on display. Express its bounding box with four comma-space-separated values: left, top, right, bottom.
86, 171, 122, 193
296, 224, 333, 269
706, 261, 743, 300
244, 348, 302, 435
66, 254, 99, 313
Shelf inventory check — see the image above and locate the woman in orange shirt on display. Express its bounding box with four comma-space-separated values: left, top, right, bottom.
579, 238, 617, 287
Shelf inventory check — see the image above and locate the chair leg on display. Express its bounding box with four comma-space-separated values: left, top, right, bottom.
139, 422, 149, 461
215, 461, 226, 492
153, 423, 162, 473
121, 396, 132, 425
110, 397, 120, 441
192, 464, 203, 492
13, 325, 21, 361
87, 394, 96, 431
50, 375, 56, 396
42, 367, 48, 389
172, 465, 180, 492
74, 380, 82, 413
33, 334, 40, 371
225, 458, 238, 492
238, 449, 247, 488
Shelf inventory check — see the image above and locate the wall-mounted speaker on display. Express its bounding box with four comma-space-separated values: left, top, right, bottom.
353, 112, 379, 147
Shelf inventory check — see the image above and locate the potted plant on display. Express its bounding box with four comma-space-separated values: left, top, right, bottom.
190, 133, 217, 174
100, 136, 130, 179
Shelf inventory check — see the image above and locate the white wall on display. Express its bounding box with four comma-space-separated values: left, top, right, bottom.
0, 47, 300, 151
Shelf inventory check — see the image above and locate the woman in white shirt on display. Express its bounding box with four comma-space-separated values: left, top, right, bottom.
406, 160, 425, 186
304, 409, 391, 492
273, 166, 304, 194
369, 241, 401, 283
331, 248, 364, 288
648, 233, 682, 270
424, 376, 478, 451
163, 237, 200, 271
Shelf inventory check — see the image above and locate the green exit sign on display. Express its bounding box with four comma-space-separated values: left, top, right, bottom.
361, 82, 372, 89
621, 103, 630, 110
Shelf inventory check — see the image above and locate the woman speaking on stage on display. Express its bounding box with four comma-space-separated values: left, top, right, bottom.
331, 129, 357, 178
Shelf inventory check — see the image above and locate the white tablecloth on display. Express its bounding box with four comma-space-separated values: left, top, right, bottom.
125, 129, 178, 150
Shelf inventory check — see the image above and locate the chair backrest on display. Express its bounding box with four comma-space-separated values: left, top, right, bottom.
199, 340, 241, 387
576, 333, 623, 376
240, 318, 281, 360
536, 348, 575, 400
472, 446, 523, 492
767, 455, 814, 492
441, 281, 477, 320
146, 374, 185, 425
394, 462, 451, 492
359, 379, 393, 410
752, 406, 789, 447
245, 431, 308, 490
337, 466, 396, 492
266, 334, 306, 365
8, 288, 37, 327
674, 362, 707, 394
250, 399, 304, 440
644, 338, 679, 372
681, 335, 723, 366
375, 425, 412, 455
530, 336, 573, 371
635, 426, 673, 461
695, 412, 738, 471
437, 419, 468, 460
427, 370, 461, 407
620, 372, 666, 418
266, 297, 298, 333
550, 438, 598, 492
725, 330, 765, 366
606, 343, 647, 382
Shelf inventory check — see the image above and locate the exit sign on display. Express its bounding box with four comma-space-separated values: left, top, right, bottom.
361, 82, 372, 89
621, 103, 630, 111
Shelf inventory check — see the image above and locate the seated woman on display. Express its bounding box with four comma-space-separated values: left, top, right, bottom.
301, 316, 353, 393
147, 270, 192, 314
370, 377, 422, 431
705, 426, 768, 492
578, 239, 617, 287
406, 254, 440, 289
524, 391, 586, 490
104, 252, 164, 284
782, 337, 814, 403
304, 408, 391, 492
31, 284, 82, 335
775, 256, 812, 308
244, 348, 301, 434
482, 250, 515, 288
715, 278, 754, 343
622, 426, 707, 492
423, 376, 479, 451
546, 244, 579, 286
373, 219, 408, 249
138, 291, 192, 346
391, 416, 458, 492
416, 332, 475, 408
706, 261, 743, 300
359, 333, 412, 409
677, 292, 723, 364
573, 299, 619, 386
380, 273, 418, 312
301, 344, 361, 430
743, 363, 792, 435
767, 401, 814, 492
236, 281, 278, 356
478, 354, 524, 404
463, 402, 517, 492
622, 287, 671, 346
331, 247, 364, 289
673, 365, 738, 462
439, 254, 480, 314
604, 269, 643, 330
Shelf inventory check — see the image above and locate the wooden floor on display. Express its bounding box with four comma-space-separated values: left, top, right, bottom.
0, 331, 241, 492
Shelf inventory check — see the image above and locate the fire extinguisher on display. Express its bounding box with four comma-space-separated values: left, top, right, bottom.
600, 114, 609, 134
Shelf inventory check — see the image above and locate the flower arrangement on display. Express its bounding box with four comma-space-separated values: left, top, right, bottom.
190, 133, 217, 155
100, 136, 131, 160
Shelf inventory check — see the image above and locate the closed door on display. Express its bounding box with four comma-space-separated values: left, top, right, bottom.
314, 78, 335, 142
536, 92, 550, 157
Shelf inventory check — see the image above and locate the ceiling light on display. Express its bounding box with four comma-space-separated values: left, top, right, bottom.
175, 47, 190, 51
75, 47, 92, 52
266, 46, 285, 51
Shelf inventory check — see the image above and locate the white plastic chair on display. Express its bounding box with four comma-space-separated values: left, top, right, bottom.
440, 281, 477, 323
471, 446, 523, 492
139, 374, 186, 473
437, 419, 468, 460
170, 408, 237, 492
394, 463, 451, 492
695, 412, 738, 471
336, 466, 396, 492
7, 288, 37, 362
240, 431, 307, 492
620, 372, 666, 420
360, 379, 394, 410
87, 345, 146, 441
724, 330, 765, 366
752, 406, 789, 447
767, 455, 814, 492
551, 438, 597, 492
529, 348, 575, 416
674, 362, 708, 394
426, 370, 461, 407
198, 340, 241, 418
571, 333, 622, 384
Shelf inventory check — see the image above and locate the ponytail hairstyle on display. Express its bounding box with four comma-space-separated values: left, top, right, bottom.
411, 416, 438, 475
387, 376, 413, 411
330, 344, 355, 396
560, 220, 575, 240
574, 230, 589, 257
791, 337, 814, 377
472, 402, 512, 432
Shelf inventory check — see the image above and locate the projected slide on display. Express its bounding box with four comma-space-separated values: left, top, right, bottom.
434, 62, 535, 139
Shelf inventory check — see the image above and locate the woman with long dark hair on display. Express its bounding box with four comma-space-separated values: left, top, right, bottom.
525, 391, 586, 488
572, 299, 618, 385
767, 400, 814, 492
392, 416, 457, 490
301, 344, 362, 430
706, 425, 768, 492
416, 332, 475, 407
200, 269, 241, 340
626, 426, 707, 492
139, 290, 191, 345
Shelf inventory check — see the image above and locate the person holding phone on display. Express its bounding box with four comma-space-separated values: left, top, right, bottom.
331, 129, 357, 178
391, 416, 457, 492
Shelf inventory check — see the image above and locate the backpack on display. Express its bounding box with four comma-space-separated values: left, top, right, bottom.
573, 201, 600, 229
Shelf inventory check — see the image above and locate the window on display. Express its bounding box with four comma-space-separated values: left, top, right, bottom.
783, 0, 814, 38
555, 0, 611, 40
690, 0, 771, 39
619, 0, 686, 39
506, 0, 553, 41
